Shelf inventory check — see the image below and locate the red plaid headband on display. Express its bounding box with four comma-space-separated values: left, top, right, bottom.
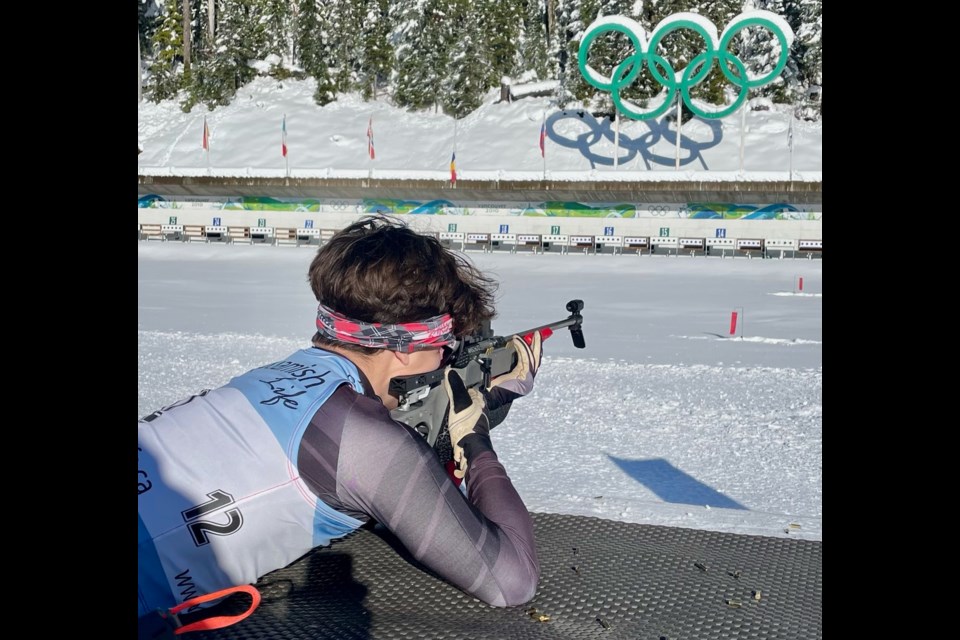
316, 303, 457, 353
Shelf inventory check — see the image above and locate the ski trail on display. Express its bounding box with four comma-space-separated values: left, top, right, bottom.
158, 116, 201, 167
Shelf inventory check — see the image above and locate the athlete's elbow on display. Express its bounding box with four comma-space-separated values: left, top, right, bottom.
484, 566, 540, 607
501, 577, 538, 607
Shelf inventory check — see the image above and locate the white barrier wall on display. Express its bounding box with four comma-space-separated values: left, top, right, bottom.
137, 209, 822, 241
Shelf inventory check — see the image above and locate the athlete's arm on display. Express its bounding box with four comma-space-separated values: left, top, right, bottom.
300, 386, 538, 607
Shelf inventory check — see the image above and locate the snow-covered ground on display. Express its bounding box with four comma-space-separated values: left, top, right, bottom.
138, 77, 822, 180
138, 242, 822, 541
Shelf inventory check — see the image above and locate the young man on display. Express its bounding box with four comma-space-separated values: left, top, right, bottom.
138, 216, 543, 623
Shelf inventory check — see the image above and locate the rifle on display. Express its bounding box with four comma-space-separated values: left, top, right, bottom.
389, 300, 586, 450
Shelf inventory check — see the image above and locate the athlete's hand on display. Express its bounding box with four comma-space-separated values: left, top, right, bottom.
489, 331, 542, 398
443, 367, 490, 479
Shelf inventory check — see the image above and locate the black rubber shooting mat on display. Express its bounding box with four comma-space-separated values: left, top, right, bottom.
185, 512, 822, 639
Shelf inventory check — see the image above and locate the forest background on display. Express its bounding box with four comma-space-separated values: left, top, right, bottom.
137, 0, 822, 121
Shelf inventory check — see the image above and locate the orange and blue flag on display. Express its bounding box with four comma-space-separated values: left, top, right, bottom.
450, 151, 457, 183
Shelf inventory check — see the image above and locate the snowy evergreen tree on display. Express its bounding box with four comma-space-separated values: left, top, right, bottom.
389, 0, 425, 59
544, 0, 562, 81
327, 0, 367, 92
313, 70, 339, 106
477, 0, 523, 88
140, 1, 161, 56
188, 0, 213, 60
520, 0, 550, 81
136, 0, 819, 120
735, 0, 794, 103
394, 0, 450, 111
309, 0, 338, 104
295, 0, 324, 77
686, 0, 742, 107
184, 0, 260, 109
551, 0, 578, 107
389, 0, 426, 105
148, 0, 185, 102
797, 0, 821, 118
442, 0, 486, 117
582, 0, 634, 116
258, 0, 292, 66
181, 0, 218, 110
360, 0, 394, 100
239, 0, 272, 65
741, 0, 818, 114
612, 0, 664, 112
560, 0, 598, 106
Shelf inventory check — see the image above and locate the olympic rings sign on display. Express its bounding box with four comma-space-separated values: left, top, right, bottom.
578, 10, 794, 120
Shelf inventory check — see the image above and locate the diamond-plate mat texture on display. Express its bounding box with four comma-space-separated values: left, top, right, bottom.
182, 513, 822, 640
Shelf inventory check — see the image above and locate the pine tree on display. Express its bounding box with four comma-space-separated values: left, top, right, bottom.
390, 0, 426, 107
189, 0, 211, 60
478, 0, 523, 88
242, 0, 273, 65
139, 1, 161, 55
551, 0, 578, 107
443, 0, 486, 118
544, 0, 562, 81
613, 0, 663, 114
734, 0, 791, 103
360, 0, 394, 100
259, 0, 292, 69
395, 0, 450, 111
583, 0, 634, 116
313, 71, 339, 106
560, 0, 600, 106
185, 0, 260, 109
311, 0, 337, 105
328, 0, 367, 92
740, 0, 815, 113
687, 0, 742, 107
295, 0, 324, 77
180, 0, 217, 111
148, 0, 185, 102
797, 0, 821, 119
521, 0, 550, 81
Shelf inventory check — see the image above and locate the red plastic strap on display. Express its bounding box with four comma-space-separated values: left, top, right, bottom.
168, 585, 261, 635
522, 327, 553, 345
445, 459, 463, 487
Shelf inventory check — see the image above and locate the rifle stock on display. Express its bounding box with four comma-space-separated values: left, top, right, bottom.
389, 300, 585, 448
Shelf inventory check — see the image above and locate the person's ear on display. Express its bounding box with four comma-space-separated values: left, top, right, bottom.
393, 351, 411, 366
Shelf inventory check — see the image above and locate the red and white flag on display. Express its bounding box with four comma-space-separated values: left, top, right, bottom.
281, 114, 288, 157
202, 117, 210, 151
367, 117, 375, 160
539, 118, 546, 158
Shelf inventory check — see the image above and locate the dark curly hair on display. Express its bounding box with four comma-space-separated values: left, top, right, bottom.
308, 215, 498, 353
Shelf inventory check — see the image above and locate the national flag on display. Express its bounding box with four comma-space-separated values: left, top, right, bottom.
787, 116, 794, 151
367, 117, 375, 160
539, 119, 546, 157
202, 117, 210, 151
450, 151, 457, 184
281, 114, 288, 157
